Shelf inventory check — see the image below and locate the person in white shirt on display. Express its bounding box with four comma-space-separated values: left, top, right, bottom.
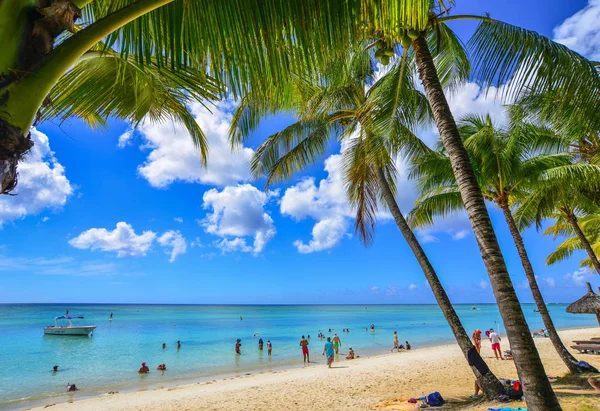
488, 328, 503, 360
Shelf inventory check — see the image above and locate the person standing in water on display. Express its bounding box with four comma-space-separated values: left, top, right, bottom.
109, 313, 113, 320
322, 337, 335, 368
235, 339, 242, 354
66, 309, 69, 316
332, 334, 341, 354
258, 338, 264, 350
267, 340, 272, 355
391, 331, 400, 352
177, 340, 181, 350
162, 343, 166, 349
299, 335, 310, 363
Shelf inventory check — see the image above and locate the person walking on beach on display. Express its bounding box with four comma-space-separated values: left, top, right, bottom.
391, 331, 400, 352
300, 335, 310, 363
472, 329, 482, 354
332, 334, 341, 354
322, 337, 335, 368
267, 340, 272, 355
488, 329, 503, 360
235, 339, 242, 354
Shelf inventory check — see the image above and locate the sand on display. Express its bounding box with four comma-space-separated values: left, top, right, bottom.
30, 328, 600, 411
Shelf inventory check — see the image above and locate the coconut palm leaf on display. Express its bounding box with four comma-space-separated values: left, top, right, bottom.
408, 186, 464, 228
40, 49, 221, 163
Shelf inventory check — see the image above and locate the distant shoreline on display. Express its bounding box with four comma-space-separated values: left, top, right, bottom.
9, 326, 597, 411
0, 302, 574, 306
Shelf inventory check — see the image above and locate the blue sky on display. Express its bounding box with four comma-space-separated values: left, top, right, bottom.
1, 0, 599, 304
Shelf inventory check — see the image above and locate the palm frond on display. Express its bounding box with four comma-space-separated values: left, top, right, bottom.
407, 186, 464, 228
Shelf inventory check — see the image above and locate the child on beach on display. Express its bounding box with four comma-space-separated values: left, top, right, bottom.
267, 340, 272, 355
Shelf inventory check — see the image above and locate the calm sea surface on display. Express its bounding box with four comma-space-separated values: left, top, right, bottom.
0, 303, 594, 408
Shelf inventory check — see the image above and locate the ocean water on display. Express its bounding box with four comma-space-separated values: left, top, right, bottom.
0, 303, 595, 408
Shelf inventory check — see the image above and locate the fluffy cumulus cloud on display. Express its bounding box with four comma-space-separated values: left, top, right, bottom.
133, 100, 253, 188
408, 283, 418, 291
281, 154, 355, 253
69, 222, 156, 257
201, 184, 276, 255
157, 230, 187, 262
553, 0, 600, 60
0, 129, 73, 225
564, 267, 595, 287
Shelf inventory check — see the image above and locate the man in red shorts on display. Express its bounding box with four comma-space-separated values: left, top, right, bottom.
299, 335, 310, 363
488, 328, 503, 360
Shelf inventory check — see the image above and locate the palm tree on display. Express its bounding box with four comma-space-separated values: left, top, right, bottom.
0, 0, 365, 194
514, 177, 600, 275
230, 47, 503, 397
408, 113, 586, 373
544, 213, 600, 271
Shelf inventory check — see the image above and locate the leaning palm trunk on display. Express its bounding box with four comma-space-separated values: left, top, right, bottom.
376, 168, 503, 398
499, 200, 583, 373
412, 36, 561, 410
565, 212, 600, 275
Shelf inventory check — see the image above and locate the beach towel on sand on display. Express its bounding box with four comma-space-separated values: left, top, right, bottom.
488, 408, 528, 411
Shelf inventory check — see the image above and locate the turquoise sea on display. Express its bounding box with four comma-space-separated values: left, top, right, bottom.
0, 303, 595, 409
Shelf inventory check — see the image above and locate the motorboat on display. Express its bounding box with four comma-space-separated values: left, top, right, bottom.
44, 316, 96, 336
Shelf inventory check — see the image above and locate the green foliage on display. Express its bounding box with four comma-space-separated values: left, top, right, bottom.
40, 50, 221, 164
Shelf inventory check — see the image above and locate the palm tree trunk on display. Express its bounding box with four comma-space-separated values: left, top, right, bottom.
412, 36, 561, 411
499, 199, 583, 373
376, 168, 503, 398
565, 212, 600, 275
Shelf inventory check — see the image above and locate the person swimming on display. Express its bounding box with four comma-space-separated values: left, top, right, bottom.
52, 365, 59, 373
66, 383, 78, 392
157, 363, 167, 371
138, 362, 149, 373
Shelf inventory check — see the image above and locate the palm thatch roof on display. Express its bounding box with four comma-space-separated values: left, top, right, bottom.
566, 282, 600, 314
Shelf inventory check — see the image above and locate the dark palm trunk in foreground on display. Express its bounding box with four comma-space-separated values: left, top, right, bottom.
376, 168, 503, 398
565, 212, 600, 275
499, 200, 583, 373
412, 36, 561, 411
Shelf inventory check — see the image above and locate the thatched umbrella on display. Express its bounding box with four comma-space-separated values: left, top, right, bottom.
566, 282, 600, 326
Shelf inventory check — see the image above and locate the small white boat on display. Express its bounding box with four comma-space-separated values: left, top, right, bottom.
44, 316, 96, 336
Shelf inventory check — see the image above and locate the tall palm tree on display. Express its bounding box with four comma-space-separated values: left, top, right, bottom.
230, 48, 503, 397
544, 213, 600, 271
408, 113, 585, 373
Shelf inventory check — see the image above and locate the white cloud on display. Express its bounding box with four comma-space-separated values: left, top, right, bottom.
542, 277, 557, 288
408, 283, 418, 291
369, 286, 380, 294
191, 237, 203, 248
564, 267, 595, 287
281, 153, 355, 253
41, 217, 50, 222
201, 184, 276, 255
294, 216, 350, 254
479, 280, 489, 289
0, 129, 73, 225
157, 230, 187, 262
553, 0, 600, 60
69, 222, 156, 257
117, 127, 134, 148
136, 100, 253, 188
173, 217, 183, 223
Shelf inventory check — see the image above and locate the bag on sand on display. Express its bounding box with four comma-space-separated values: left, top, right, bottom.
426, 392, 444, 406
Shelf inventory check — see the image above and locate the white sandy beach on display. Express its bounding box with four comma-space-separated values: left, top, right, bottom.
30, 328, 600, 411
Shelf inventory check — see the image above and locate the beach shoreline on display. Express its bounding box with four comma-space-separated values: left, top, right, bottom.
21, 326, 600, 411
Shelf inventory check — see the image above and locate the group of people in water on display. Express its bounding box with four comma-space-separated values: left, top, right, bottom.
138, 340, 182, 374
